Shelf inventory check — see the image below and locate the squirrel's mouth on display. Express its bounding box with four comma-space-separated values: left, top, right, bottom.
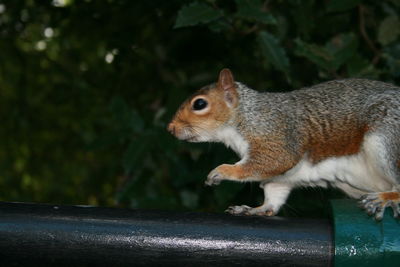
172, 125, 203, 142
172, 126, 198, 142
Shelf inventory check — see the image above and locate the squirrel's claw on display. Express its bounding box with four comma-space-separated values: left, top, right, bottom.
359, 192, 400, 220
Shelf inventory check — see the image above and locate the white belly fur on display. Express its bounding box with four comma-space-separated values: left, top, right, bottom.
276, 134, 395, 198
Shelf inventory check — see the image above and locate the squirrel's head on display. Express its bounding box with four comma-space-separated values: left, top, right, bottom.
167, 68, 239, 142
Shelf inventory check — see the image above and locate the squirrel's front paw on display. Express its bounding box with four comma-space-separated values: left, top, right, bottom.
205, 168, 222, 186
205, 164, 232, 186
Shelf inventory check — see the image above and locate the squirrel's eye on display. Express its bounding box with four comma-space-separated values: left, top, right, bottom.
192, 98, 208, 111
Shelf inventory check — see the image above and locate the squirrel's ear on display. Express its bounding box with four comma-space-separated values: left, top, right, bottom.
217, 68, 238, 107
217, 68, 235, 90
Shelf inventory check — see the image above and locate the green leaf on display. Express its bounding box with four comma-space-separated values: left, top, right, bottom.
295, 33, 357, 72
346, 54, 379, 78
326, 0, 361, 12
294, 39, 333, 71
208, 19, 231, 33
378, 16, 400, 45
174, 2, 223, 29
235, 0, 277, 24
110, 96, 130, 122
390, 0, 400, 6
326, 33, 358, 70
122, 139, 148, 174
110, 96, 144, 134
129, 110, 144, 133
291, 0, 315, 38
384, 44, 400, 78
258, 31, 290, 73
346, 53, 368, 76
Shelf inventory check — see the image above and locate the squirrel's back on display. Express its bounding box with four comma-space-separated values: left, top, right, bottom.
235, 78, 400, 163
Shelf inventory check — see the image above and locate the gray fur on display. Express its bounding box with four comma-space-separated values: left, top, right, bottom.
233, 78, 400, 182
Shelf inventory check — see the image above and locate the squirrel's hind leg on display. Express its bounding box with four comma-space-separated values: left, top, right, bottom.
359, 191, 400, 220
226, 182, 292, 216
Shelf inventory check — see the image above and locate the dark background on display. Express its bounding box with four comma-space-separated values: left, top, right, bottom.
1, 0, 399, 218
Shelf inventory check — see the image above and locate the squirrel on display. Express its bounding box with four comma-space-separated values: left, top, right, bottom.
167, 68, 400, 220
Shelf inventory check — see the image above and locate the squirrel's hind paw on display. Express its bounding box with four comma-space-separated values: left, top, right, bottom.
359, 191, 400, 220
225, 205, 276, 216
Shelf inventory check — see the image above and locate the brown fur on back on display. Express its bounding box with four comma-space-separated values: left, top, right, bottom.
302, 117, 369, 163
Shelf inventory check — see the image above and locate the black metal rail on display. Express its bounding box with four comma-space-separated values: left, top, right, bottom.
0, 201, 333, 266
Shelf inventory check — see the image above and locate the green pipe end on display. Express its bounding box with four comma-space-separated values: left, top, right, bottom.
331, 199, 400, 267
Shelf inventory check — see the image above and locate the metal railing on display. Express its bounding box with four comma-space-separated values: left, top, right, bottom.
0, 201, 332, 266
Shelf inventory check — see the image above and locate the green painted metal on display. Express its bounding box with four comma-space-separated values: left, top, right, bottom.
331, 199, 400, 267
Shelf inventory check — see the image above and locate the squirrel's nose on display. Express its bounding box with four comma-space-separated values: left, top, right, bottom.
167, 122, 176, 136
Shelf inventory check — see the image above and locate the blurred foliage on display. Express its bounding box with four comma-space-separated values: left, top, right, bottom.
0, 0, 399, 218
